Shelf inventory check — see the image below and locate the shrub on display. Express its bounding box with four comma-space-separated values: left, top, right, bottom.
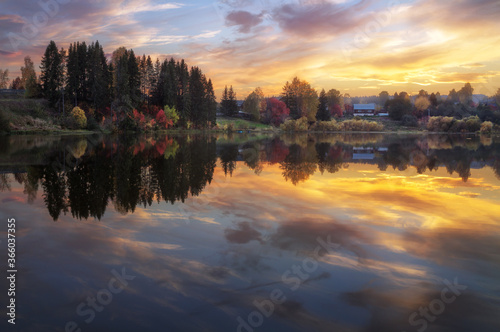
29, 101, 49, 119
102, 117, 118, 133
280, 117, 309, 131
341, 119, 384, 131
118, 114, 138, 132
480, 121, 493, 134
132, 109, 146, 131
427, 116, 454, 132
465, 116, 481, 132
86, 116, 100, 131
164, 105, 179, 127
401, 114, 418, 127
450, 119, 466, 132
70, 106, 87, 129
313, 120, 339, 132
223, 122, 235, 132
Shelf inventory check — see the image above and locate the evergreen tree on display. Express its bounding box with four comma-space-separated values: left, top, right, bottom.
176, 59, 190, 124
221, 86, 229, 116
40, 40, 65, 107
227, 85, 238, 117
205, 79, 217, 127
127, 49, 141, 107
113, 50, 132, 112
66, 42, 80, 106
87, 41, 111, 111
189, 66, 205, 127
145, 55, 154, 104
317, 89, 330, 121
164, 58, 177, 108
430, 93, 438, 107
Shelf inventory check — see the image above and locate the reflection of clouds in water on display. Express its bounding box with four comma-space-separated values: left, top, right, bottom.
342, 281, 500, 332
2, 135, 500, 331
225, 221, 263, 244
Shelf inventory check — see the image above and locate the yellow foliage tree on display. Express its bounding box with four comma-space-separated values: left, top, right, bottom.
71, 106, 87, 129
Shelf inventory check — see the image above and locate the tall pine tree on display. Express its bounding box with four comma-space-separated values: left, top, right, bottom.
40, 40, 65, 107
317, 89, 330, 121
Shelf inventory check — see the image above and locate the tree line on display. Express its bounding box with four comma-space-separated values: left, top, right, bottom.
9, 40, 217, 129
232, 77, 500, 127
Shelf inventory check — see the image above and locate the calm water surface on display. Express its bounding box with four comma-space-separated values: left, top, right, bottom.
0, 133, 499, 332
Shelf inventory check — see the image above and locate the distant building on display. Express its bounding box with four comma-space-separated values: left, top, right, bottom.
353, 103, 376, 116
0, 89, 25, 95
353, 103, 388, 116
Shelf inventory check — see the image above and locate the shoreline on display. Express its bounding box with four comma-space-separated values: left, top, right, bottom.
3, 128, 499, 136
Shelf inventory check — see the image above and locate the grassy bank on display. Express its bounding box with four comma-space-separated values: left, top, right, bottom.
216, 117, 275, 132
0, 98, 63, 133
2, 98, 498, 136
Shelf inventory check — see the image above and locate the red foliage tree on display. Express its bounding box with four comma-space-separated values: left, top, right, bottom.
156, 110, 167, 127
268, 98, 290, 126
268, 139, 289, 164
330, 104, 343, 118
155, 109, 173, 129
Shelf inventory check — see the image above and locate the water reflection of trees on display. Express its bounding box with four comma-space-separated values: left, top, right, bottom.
3, 136, 217, 221
1, 133, 500, 219
257, 134, 500, 184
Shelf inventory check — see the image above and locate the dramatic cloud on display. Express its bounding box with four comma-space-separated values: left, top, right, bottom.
225, 10, 263, 33
0, 0, 499, 96
272, 0, 372, 37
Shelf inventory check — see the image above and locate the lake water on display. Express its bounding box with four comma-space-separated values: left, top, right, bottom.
0, 133, 499, 332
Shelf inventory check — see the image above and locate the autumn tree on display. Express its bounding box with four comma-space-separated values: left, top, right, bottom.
379, 91, 389, 106
448, 89, 459, 103
0, 69, 9, 89
265, 97, 290, 126
458, 82, 473, 105
281, 77, 318, 121
21, 56, 39, 98
244, 87, 264, 121
418, 89, 428, 98
40, 40, 65, 107
326, 89, 343, 118
10, 77, 23, 90
414, 96, 431, 118
386, 92, 412, 120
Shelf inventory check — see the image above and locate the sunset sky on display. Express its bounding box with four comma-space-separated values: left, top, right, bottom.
1, 0, 500, 98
